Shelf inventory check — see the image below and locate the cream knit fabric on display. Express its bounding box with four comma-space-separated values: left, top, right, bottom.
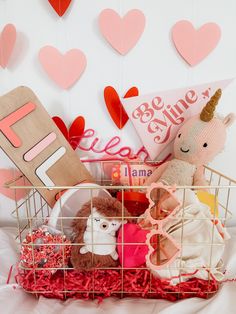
159, 159, 196, 186
151, 190, 230, 285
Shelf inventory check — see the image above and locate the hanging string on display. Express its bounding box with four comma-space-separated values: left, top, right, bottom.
186, 0, 196, 86
63, 7, 71, 123
119, 0, 125, 144
1, 0, 9, 93
53, 8, 68, 123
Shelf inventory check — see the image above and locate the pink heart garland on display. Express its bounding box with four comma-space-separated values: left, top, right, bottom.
0, 169, 31, 201
99, 9, 145, 55
172, 20, 221, 66
117, 223, 149, 268
39, 46, 87, 89
0, 24, 16, 68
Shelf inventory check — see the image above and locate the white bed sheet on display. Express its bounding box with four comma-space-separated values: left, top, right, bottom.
1, 227, 236, 314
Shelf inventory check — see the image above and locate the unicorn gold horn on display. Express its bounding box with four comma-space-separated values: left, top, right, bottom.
200, 88, 222, 122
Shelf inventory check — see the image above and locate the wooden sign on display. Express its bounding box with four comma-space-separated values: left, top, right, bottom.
0, 86, 93, 207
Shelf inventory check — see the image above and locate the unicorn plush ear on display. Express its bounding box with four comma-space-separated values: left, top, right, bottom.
223, 113, 236, 128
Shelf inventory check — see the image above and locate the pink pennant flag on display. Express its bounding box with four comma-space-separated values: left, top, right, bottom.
122, 79, 233, 160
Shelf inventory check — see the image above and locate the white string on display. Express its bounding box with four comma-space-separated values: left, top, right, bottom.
2, 0, 8, 93
57, 9, 67, 121
63, 7, 70, 123
119, 0, 125, 141
187, 0, 196, 86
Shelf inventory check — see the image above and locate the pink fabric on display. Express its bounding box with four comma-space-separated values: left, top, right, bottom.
117, 223, 149, 268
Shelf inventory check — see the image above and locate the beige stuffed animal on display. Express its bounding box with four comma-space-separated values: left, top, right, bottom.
145, 89, 235, 188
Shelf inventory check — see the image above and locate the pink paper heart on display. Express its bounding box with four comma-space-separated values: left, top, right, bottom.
99, 9, 145, 55
172, 20, 221, 66
39, 46, 87, 89
0, 169, 31, 201
0, 24, 16, 68
117, 223, 149, 268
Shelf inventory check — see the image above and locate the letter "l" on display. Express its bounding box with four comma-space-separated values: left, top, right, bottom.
35, 147, 66, 189
0, 102, 36, 147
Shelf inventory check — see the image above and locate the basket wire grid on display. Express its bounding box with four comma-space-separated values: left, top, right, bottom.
6, 163, 236, 299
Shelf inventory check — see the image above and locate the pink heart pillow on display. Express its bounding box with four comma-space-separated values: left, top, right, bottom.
117, 223, 149, 268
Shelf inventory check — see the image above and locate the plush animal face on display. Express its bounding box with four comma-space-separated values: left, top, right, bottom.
173, 89, 235, 166
87, 208, 122, 234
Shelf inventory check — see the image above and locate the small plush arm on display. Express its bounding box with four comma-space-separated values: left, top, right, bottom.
144, 162, 169, 186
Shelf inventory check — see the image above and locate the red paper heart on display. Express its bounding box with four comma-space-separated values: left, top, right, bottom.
48, 0, 72, 17
52, 116, 69, 140
69, 116, 85, 150
0, 169, 31, 201
52, 116, 85, 150
104, 86, 139, 129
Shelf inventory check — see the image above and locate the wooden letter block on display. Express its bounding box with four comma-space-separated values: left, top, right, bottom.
0, 86, 93, 207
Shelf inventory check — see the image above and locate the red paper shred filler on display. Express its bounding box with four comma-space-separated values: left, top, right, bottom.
17, 267, 219, 301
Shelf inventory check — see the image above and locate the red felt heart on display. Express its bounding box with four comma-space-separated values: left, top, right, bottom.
48, 0, 72, 17
117, 223, 149, 268
104, 86, 139, 129
52, 116, 85, 150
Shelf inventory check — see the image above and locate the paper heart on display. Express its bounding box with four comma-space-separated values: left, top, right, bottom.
69, 116, 85, 150
48, 0, 72, 17
52, 116, 69, 140
0, 169, 31, 201
104, 86, 139, 129
0, 24, 16, 68
39, 46, 87, 89
52, 116, 85, 149
117, 223, 149, 268
99, 9, 145, 55
172, 20, 221, 66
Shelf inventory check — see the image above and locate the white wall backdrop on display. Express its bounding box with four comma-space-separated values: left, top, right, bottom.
0, 0, 235, 225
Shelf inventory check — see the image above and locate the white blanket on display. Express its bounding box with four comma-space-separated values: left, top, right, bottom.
1, 227, 236, 314
153, 201, 230, 284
